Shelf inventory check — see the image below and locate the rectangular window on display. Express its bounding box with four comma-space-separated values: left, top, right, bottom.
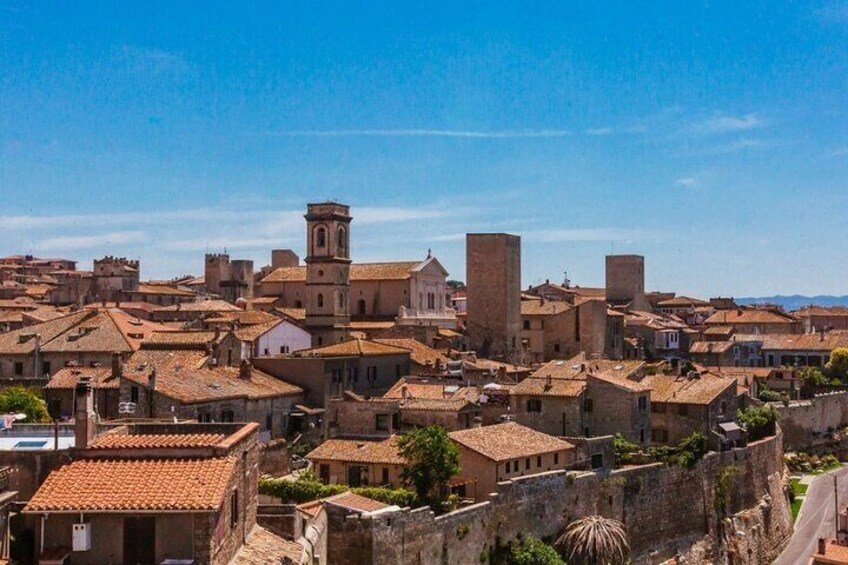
523, 320, 530, 330
504, 462, 510, 474
651, 403, 666, 413
640, 428, 646, 443
375, 414, 389, 431
554, 453, 559, 465
42, 361, 51, 376
382, 467, 389, 485
198, 413, 212, 423
230, 490, 239, 528
130, 386, 139, 403
526, 399, 542, 413
221, 410, 235, 422
525, 458, 530, 470
319, 464, 330, 483
265, 414, 273, 431
638, 396, 647, 412
590, 453, 604, 470
13, 362, 23, 376
537, 456, 542, 467
554, 343, 561, 353
584, 398, 593, 413
678, 404, 688, 416
513, 460, 519, 472
367, 366, 377, 381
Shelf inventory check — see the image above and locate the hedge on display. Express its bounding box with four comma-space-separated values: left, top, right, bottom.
259, 476, 420, 508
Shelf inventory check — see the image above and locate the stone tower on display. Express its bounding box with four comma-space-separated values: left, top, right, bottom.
304, 202, 352, 346
605, 254, 647, 309
466, 233, 522, 362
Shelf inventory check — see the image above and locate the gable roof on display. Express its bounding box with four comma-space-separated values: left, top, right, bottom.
88, 433, 227, 450
297, 491, 390, 518
24, 457, 236, 513
384, 378, 475, 401
45, 367, 119, 390
261, 261, 423, 284
374, 339, 448, 367
306, 436, 405, 465
520, 300, 572, 317
656, 296, 710, 307
0, 310, 95, 355
759, 332, 848, 352
449, 422, 573, 462
295, 338, 410, 358
638, 373, 735, 405
704, 309, 798, 326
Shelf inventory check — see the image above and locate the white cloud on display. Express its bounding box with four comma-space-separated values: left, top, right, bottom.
676, 177, 697, 188
260, 129, 572, 139
692, 113, 765, 134
37, 231, 148, 250
585, 127, 614, 136
523, 228, 662, 243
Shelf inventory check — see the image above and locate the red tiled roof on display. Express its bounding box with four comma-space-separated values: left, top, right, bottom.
449, 422, 574, 462
24, 458, 236, 513
88, 433, 227, 450
374, 339, 447, 367
638, 373, 735, 405
262, 261, 421, 284
45, 367, 118, 390
297, 492, 390, 518
306, 437, 405, 465
295, 338, 410, 358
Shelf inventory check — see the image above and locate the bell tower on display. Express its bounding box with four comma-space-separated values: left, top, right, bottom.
304, 202, 352, 346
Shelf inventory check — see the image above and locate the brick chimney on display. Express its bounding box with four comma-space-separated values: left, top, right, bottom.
819, 538, 827, 555
74, 377, 96, 449
401, 385, 408, 401
239, 359, 252, 381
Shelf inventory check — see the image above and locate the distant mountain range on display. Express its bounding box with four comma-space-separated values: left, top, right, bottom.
736, 295, 848, 311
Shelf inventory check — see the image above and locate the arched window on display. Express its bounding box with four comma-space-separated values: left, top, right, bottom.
317, 293, 324, 308
316, 226, 327, 248
338, 227, 347, 255
358, 299, 366, 315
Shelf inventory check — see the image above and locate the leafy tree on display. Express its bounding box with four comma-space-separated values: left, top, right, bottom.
508, 534, 566, 565
0, 387, 49, 423
396, 425, 460, 509
556, 515, 630, 565
674, 431, 707, 468
827, 348, 848, 381
737, 405, 778, 441
798, 367, 829, 387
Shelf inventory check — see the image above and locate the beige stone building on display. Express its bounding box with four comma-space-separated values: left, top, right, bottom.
307, 436, 406, 487
448, 422, 576, 501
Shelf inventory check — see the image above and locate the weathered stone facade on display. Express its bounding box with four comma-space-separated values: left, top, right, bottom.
326, 431, 790, 564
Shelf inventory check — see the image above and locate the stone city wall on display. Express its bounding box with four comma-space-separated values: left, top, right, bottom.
329, 430, 790, 564
774, 391, 848, 450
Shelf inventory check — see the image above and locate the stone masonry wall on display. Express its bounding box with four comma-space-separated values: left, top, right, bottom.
775, 391, 848, 450
330, 431, 790, 564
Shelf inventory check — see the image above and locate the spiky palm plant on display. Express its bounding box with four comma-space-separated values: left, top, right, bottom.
556, 515, 630, 565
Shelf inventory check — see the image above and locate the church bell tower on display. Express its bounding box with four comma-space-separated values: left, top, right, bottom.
304, 202, 352, 346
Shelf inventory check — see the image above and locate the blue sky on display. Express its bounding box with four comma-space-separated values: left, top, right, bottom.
2, 2, 848, 296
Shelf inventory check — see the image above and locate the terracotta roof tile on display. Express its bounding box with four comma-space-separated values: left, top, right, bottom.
275, 307, 306, 321
297, 492, 390, 518
520, 300, 572, 317
511, 377, 586, 397
88, 433, 227, 450
154, 300, 240, 313
306, 436, 405, 465
587, 372, 651, 392
705, 309, 797, 325
45, 367, 118, 390
638, 373, 735, 405
262, 261, 421, 284
122, 365, 302, 404
0, 310, 95, 355
760, 331, 848, 352
24, 458, 235, 513
142, 330, 225, 349
134, 284, 195, 297
295, 338, 410, 358
231, 526, 305, 564
374, 339, 447, 367
449, 422, 574, 462
384, 378, 474, 400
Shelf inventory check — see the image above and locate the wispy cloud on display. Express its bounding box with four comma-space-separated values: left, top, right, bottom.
260, 129, 573, 139
585, 127, 614, 136
692, 113, 765, 134
37, 231, 148, 250
676, 177, 697, 188
523, 228, 662, 243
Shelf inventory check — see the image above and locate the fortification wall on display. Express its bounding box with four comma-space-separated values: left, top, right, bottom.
330, 431, 790, 564
775, 391, 848, 450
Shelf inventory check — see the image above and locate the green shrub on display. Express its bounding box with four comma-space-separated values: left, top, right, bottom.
0, 387, 49, 423
507, 534, 565, 565
737, 405, 778, 441
758, 388, 782, 402
258, 474, 420, 507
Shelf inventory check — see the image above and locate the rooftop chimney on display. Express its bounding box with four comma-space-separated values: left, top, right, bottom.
74, 377, 96, 449
401, 384, 409, 401
239, 359, 252, 380
819, 538, 827, 555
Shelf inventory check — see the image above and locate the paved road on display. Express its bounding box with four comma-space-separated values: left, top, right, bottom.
774, 466, 848, 565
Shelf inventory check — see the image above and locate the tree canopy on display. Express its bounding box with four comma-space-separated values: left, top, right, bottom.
396, 425, 460, 509
827, 348, 848, 381
0, 387, 49, 423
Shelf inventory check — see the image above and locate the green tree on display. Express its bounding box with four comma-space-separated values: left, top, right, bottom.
508, 534, 566, 565
798, 367, 829, 387
396, 425, 460, 509
556, 515, 630, 565
0, 387, 49, 423
827, 348, 848, 381
736, 405, 778, 441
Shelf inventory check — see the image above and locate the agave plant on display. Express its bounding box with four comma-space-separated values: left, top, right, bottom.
556, 515, 630, 565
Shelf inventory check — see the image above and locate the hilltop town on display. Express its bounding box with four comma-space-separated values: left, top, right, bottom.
0, 201, 845, 564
